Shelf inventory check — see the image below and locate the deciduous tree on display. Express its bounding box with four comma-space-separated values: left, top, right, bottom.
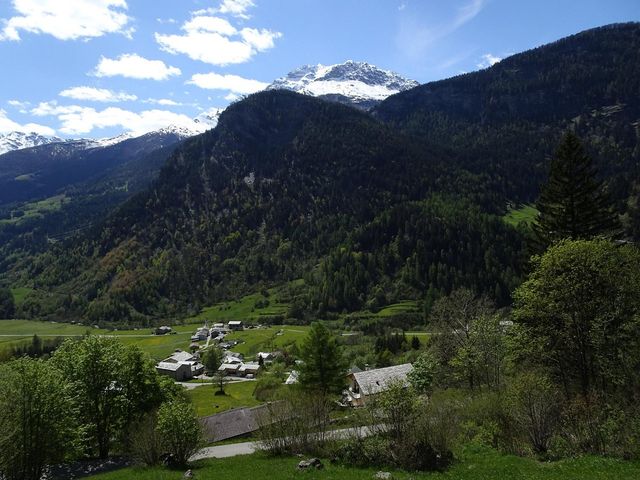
0, 358, 78, 480
513, 239, 640, 396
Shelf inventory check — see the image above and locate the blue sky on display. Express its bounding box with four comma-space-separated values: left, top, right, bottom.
0, 0, 638, 138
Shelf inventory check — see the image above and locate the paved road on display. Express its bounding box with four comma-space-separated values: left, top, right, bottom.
191, 426, 377, 461
176, 377, 256, 390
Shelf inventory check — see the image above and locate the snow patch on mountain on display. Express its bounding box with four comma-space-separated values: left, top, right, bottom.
267, 60, 419, 109
0, 131, 64, 155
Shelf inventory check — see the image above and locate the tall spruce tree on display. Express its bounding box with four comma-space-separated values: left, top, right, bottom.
298, 322, 346, 396
533, 132, 619, 249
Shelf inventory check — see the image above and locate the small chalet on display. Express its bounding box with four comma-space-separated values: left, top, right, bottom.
218, 363, 241, 375
239, 362, 261, 377
345, 363, 413, 407
228, 320, 243, 331
190, 323, 210, 342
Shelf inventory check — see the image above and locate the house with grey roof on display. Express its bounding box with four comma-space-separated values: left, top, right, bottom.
344, 363, 413, 407
165, 350, 197, 363
156, 361, 193, 381
200, 403, 286, 442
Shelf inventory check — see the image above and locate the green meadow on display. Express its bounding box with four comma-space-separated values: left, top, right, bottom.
503, 203, 538, 227
87, 444, 640, 480
186, 380, 263, 417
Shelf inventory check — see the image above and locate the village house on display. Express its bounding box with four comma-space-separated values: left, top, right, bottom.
156, 350, 204, 379
156, 361, 193, 381
218, 363, 241, 375
228, 320, 243, 331
223, 351, 244, 363
154, 325, 172, 335
344, 363, 413, 407
256, 351, 279, 363
238, 362, 261, 377
191, 327, 209, 342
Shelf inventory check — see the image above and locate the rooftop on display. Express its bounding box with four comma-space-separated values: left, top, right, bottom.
351, 363, 413, 396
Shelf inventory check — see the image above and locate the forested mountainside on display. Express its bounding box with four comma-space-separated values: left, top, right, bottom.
375, 22, 640, 205
13, 91, 523, 324
0, 144, 178, 272
7, 23, 640, 325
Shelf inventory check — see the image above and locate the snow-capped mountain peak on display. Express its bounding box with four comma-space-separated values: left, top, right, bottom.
0, 131, 64, 155
267, 60, 419, 109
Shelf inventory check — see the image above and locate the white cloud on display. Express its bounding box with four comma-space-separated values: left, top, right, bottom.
452, 0, 485, 29
155, 13, 281, 66
224, 92, 240, 102
93, 53, 181, 80
144, 98, 182, 106
240, 27, 280, 50
0, 0, 132, 41
218, 0, 255, 19
477, 53, 502, 68
59, 86, 137, 102
31, 101, 201, 136
188, 72, 268, 94
183, 15, 237, 35
7, 100, 31, 113
0, 109, 55, 135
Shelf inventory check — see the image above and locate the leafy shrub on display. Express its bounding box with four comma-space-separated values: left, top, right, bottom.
156, 401, 202, 467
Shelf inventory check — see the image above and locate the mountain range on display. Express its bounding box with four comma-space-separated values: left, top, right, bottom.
2, 23, 640, 326
0, 60, 415, 159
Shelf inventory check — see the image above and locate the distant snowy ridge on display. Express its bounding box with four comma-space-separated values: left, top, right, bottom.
0, 131, 63, 155
267, 60, 419, 109
0, 108, 224, 156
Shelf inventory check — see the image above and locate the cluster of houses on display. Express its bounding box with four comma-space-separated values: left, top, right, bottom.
217, 351, 260, 378
155, 349, 280, 381
154, 320, 413, 410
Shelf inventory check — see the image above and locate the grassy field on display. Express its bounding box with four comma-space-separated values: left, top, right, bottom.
0, 320, 312, 362
185, 289, 289, 324
0, 194, 66, 225
373, 300, 419, 317
0, 319, 197, 361
9, 287, 35, 307
223, 326, 310, 357
86, 444, 640, 480
504, 204, 538, 227
186, 380, 262, 417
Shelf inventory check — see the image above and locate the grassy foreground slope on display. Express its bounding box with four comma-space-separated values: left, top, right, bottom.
87, 445, 640, 480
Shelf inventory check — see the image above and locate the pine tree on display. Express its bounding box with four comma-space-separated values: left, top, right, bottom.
298, 322, 346, 395
533, 132, 620, 249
